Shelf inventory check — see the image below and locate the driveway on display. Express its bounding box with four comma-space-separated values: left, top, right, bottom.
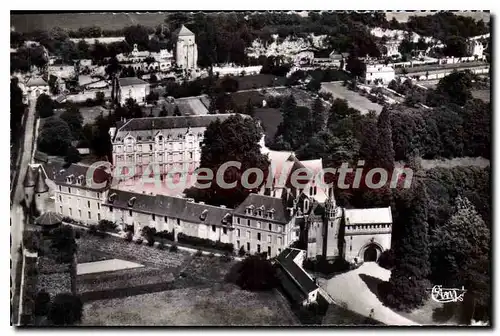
318, 262, 419, 326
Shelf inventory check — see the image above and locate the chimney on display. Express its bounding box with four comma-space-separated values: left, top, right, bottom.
220, 205, 226, 209
187, 198, 195, 203
199, 201, 205, 205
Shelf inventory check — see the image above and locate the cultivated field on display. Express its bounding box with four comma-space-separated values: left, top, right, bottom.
321, 82, 383, 115
82, 283, 298, 326
11, 13, 167, 32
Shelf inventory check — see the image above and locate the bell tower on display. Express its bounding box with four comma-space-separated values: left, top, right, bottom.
323, 196, 343, 260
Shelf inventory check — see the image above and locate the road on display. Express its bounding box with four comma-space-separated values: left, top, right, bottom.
319, 262, 419, 326
10, 95, 37, 312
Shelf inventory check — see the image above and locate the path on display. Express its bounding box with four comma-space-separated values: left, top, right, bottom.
10, 95, 38, 323
318, 262, 419, 326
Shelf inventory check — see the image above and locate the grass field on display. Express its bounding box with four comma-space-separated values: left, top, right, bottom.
321, 82, 383, 115
471, 89, 491, 102
228, 74, 287, 91
82, 283, 298, 326
254, 108, 282, 140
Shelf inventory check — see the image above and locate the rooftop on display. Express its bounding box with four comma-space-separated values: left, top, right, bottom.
43, 161, 111, 192
344, 207, 393, 225
233, 193, 288, 224
276, 248, 318, 297
173, 25, 195, 37
25, 77, 48, 87
118, 77, 148, 87
35, 211, 63, 227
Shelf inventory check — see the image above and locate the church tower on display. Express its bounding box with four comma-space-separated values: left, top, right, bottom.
322, 194, 344, 260
174, 25, 198, 70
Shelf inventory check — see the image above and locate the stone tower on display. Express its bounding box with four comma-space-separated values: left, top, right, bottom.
323, 197, 343, 260
33, 165, 50, 214
174, 25, 198, 70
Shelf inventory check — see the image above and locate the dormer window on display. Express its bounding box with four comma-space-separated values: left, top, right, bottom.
158, 135, 163, 141
128, 197, 136, 207
268, 209, 275, 219
137, 136, 142, 141
200, 209, 208, 221
66, 175, 74, 184
108, 193, 116, 203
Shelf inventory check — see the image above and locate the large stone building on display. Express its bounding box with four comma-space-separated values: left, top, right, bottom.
173, 25, 198, 70
364, 63, 396, 85
109, 114, 236, 176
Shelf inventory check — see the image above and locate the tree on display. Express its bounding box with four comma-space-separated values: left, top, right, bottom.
65, 146, 82, 164
35, 94, 54, 118
244, 99, 255, 117
220, 76, 239, 93
150, 73, 158, 83
173, 105, 181, 116
38, 117, 72, 156
123, 25, 150, 50
159, 105, 168, 117
186, 115, 269, 207
311, 98, 326, 133
235, 255, 278, 291
95, 91, 105, 105
435, 71, 473, 106
345, 55, 365, 78
443, 36, 467, 57
49, 225, 77, 264
146, 91, 160, 105
47, 293, 83, 326
10, 78, 25, 143
430, 196, 490, 322
380, 181, 431, 311
34, 291, 51, 317
47, 75, 60, 95
59, 105, 84, 140
374, 107, 395, 172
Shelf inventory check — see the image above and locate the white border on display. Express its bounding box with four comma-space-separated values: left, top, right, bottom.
3, 3, 497, 336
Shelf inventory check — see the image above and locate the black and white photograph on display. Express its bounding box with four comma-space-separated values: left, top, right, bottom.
9, 9, 492, 327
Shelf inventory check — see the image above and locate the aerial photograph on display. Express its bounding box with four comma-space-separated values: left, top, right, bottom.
10, 10, 491, 327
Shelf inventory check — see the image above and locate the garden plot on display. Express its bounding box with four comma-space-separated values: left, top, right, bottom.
82, 283, 298, 326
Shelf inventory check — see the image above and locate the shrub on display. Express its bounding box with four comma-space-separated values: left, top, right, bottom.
97, 220, 117, 233
155, 230, 175, 241
142, 226, 157, 246
34, 290, 51, 316
177, 233, 234, 253
125, 224, 134, 233
157, 241, 165, 250
235, 255, 278, 291
135, 238, 143, 245
208, 252, 215, 258
221, 251, 233, 263
195, 250, 203, 257
88, 225, 98, 235
238, 246, 246, 257
303, 256, 350, 276
378, 249, 395, 270
124, 231, 133, 242
169, 243, 178, 252
47, 293, 83, 326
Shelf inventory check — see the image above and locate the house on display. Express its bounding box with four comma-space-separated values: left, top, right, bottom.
116, 77, 150, 106
24, 77, 49, 98
109, 114, 237, 175
48, 65, 76, 80
364, 64, 395, 85
276, 248, 319, 306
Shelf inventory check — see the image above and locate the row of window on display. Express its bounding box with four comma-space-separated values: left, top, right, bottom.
58, 196, 101, 210
57, 186, 101, 198
115, 152, 195, 163
236, 229, 283, 245
118, 142, 198, 153
346, 224, 391, 230
60, 206, 101, 221
234, 217, 282, 233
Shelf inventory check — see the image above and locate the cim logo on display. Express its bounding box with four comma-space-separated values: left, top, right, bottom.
430, 285, 467, 303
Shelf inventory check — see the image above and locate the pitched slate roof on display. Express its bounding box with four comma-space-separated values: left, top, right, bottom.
344, 207, 393, 225
35, 211, 62, 227
104, 189, 233, 227
233, 193, 289, 224
276, 248, 318, 298
26, 77, 48, 87
23, 166, 38, 187
35, 166, 49, 193
118, 77, 148, 87
43, 162, 111, 192
173, 25, 195, 37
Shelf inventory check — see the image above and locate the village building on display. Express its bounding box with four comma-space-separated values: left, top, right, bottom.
109, 114, 236, 176
23, 77, 50, 98
276, 248, 319, 306
115, 77, 150, 106
173, 25, 198, 70
363, 63, 396, 85
467, 39, 485, 59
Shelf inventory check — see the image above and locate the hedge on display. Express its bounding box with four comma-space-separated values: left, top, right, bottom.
177, 233, 234, 253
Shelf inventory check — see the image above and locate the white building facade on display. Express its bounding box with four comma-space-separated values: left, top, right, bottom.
364, 64, 396, 85
174, 25, 198, 70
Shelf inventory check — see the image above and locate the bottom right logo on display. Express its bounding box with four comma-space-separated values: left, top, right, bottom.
430, 285, 467, 303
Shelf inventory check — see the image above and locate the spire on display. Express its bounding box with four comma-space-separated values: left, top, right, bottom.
34, 167, 49, 193
23, 166, 37, 188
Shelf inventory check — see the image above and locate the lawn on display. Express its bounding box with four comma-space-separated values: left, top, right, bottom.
254, 108, 282, 140
471, 89, 491, 103
397, 298, 462, 326
224, 74, 286, 91
82, 283, 299, 326
321, 82, 383, 115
